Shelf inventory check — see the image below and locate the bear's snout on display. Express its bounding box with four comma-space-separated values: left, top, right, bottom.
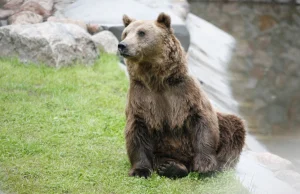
118, 42, 128, 56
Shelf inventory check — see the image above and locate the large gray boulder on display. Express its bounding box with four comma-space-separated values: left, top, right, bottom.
0, 22, 99, 67
92, 30, 118, 55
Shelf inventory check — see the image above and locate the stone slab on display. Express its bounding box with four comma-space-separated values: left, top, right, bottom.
62, 0, 190, 51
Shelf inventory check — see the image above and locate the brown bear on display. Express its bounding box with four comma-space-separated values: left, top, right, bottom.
119, 13, 246, 178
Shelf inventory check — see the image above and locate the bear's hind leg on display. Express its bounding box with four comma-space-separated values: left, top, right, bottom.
216, 112, 246, 170
156, 159, 189, 178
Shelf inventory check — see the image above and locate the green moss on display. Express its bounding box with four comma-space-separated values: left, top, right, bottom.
0, 54, 248, 194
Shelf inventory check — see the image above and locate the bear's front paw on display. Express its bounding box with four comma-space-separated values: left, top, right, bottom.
129, 167, 152, 178
157, 160, 188, 178
192, 155, 218, 173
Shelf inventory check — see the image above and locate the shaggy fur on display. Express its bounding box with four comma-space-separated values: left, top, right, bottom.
120, 13, 246, 178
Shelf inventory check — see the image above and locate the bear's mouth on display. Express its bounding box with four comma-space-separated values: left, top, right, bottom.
120, 53, 132, 58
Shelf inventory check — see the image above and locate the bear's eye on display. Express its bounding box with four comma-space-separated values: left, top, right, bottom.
138, 31, 145, 37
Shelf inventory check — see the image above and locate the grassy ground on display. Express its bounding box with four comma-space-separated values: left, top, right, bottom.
0, 54, 247, 194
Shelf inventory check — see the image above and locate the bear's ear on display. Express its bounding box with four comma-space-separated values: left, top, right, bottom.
123, 14, 135, 27
157, 12, 171, 29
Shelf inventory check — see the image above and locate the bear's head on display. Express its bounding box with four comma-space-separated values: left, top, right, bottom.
119, 13, 187, 90
118, 13, 176, 63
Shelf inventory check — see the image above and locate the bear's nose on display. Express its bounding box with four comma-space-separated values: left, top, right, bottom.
118, 42, 127, 52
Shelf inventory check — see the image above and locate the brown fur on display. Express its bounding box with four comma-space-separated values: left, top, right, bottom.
120, 13, 246, 178
216, 112, 246, 170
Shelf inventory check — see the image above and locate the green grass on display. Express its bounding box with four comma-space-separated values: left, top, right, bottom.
0, 54, 247, 194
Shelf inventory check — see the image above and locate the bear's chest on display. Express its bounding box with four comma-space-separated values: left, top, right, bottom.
136, 89, 191, 130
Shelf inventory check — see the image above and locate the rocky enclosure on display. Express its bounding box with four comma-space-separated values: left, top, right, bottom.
0, 0, 120, 67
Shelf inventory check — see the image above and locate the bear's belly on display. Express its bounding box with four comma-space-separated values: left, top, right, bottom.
152, 128, 194, 166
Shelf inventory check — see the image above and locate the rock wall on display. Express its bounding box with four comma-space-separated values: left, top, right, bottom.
189, 2, 300, 135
